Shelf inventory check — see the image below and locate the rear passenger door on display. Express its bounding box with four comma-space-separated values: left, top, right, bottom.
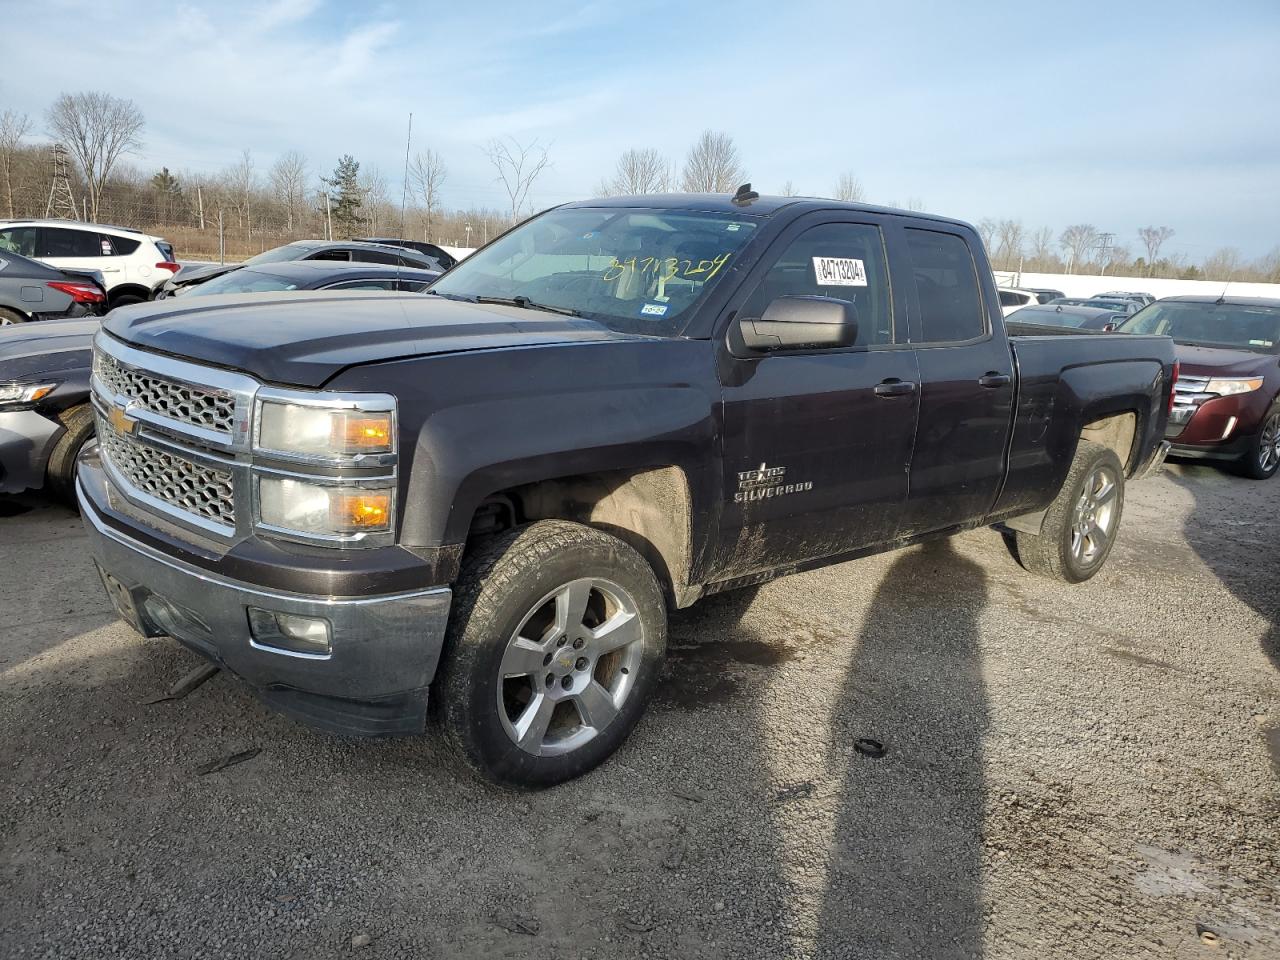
897, 225, 1014, 536
39, 227, 121, 284
715, 215, 920, 578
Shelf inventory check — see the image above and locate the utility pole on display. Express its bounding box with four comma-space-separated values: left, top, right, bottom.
464, 221, 472, 248
324, 191, 333, 241
197, 184, 205, 230
1096, 233, 1115, 276
218, 209, 225, 264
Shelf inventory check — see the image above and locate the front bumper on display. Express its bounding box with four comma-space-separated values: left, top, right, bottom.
78, 465, 453, 737
0, 409, 64, 493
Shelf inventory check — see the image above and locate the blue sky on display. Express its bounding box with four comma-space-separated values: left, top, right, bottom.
1, 0, 1278, 259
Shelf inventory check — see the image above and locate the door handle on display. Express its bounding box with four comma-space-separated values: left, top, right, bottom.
978, 372, 1011, 388
874, 378, 917, 398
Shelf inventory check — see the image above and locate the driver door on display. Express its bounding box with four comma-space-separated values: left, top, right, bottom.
713, 215, 920, 580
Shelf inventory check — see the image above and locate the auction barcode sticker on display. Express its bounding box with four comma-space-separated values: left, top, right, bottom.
812, 256, 868, 286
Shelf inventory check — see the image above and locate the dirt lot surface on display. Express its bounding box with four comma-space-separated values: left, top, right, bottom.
1, 462, 1278, 959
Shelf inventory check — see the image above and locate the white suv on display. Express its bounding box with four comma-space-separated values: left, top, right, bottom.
0, 220, 177, 308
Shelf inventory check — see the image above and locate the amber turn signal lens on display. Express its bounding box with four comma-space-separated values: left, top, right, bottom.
334, 415, 392, 451
330, 492, 392, 530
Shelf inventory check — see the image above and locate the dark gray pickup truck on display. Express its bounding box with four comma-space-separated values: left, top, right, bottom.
77, 193, 1175, 786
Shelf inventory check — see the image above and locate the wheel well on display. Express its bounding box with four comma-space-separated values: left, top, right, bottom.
107, 284, 151, 306
467, 466, 696, 608
1081, 411, 1137, 472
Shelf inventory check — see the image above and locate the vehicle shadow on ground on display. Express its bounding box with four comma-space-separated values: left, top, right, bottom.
1167, 465, 1280, 673
814, 538, 989, 958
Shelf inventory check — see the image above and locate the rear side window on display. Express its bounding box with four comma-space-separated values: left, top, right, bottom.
904, 229, 986, 343
309, 249, 351, 262
739, 222, 894, 345
352, 250, 400, 265
42, 228, 103, 258
106, 234, 141, 256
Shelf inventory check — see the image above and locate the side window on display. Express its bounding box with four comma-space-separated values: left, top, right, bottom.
325, 279, 395, 290
310, 249, 351, 262
106, 234, 141, 256
41, 228, 103, 258
904, 229, 986, 343
998, 290, 1021, 306
353, 250, 400, 265
398, 280, 430, 292
0, 227, 40, 257
739, 222, 893, 346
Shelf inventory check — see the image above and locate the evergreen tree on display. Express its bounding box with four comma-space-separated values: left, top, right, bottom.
150, 167, 182, 222
321, 155, 362, 239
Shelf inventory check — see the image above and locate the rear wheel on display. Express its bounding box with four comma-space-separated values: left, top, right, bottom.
437, 520, 667, 788
1237, 403, 1280, 480
46, 404, 95, 504
109, 293, 145, 309
1015, 440, 1124, 583
0, 307, 27, 325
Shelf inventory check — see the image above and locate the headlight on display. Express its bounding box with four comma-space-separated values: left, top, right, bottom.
0, 381, 58, 408
1205, 377, 1264, 396
256, 400, 394, 459
258, 477, 394, 538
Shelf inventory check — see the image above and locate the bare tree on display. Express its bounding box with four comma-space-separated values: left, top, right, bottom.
1058, 224, 1098, 273
409, 148, 447, 240
483, 137, 551, 223
977, 218, 998, 253
904, 197, 926, 212
832, 172, 865, 202
0, 110, 31, 218
994, 219, 1025, 271
360, 164, 389, 235
269, 150, 308, 232
599, 147, 670, 196
1030, 226, 1055, 267
224, 149, 255, 233
780, 180, 798, 197
1136, 226, 1174, 276
45, 92, 144, 221
1201, 247, 1242, 281
680, 130, 745, 193
1258, 247, 1280, 284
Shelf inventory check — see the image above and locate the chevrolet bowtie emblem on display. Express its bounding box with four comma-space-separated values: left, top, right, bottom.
108, 404, 136, 436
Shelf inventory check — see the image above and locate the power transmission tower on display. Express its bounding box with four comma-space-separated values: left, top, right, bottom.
45, 143, 79, 220
1095, 232, 1115, 276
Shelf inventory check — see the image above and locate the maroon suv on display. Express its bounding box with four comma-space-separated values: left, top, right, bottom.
1119, 296, 1280, 479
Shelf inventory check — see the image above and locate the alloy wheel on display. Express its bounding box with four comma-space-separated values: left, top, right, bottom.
1071, 464, 1120, 566
496, 577, 644, 757
1258, 412, 1280, 473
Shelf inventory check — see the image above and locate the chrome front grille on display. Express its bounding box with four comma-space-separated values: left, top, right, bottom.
1168, 374, 1213, 432
94, 350, 236, 434
1174, 375, 1211, 398
97, 417, 236, 527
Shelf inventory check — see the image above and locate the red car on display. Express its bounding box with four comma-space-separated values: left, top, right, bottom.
1119, 295, 1280, 478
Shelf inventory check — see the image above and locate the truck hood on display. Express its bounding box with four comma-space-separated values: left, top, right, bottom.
1174, 342, 1280, 379
0, 318, 98, 380
101, 291, 640, 387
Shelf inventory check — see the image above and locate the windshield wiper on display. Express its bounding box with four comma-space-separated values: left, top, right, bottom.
471, 295, 582, 318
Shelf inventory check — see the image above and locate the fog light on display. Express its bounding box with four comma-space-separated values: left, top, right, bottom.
248, 608, 332, 657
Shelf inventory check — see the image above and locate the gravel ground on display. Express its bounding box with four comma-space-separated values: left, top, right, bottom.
1, 461, 1277, 959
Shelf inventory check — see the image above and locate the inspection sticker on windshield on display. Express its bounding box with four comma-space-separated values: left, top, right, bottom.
813, 256, 867, 286
640, 302, 668, 317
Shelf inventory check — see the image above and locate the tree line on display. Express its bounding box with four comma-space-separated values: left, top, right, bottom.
1, 91, 1277, 281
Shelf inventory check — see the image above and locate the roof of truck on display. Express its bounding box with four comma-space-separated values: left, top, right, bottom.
565, 193, 974, 230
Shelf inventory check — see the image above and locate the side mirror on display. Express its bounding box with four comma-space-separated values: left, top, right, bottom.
1102, 322, 1118, 333
739, 296, 858, 352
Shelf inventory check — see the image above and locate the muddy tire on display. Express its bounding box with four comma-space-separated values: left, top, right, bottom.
46, 404, 95, 504
437, 520, 667, 788
1015, 440, 1124, 584
1236, 402, 1280, 480
0, 307, 27, 325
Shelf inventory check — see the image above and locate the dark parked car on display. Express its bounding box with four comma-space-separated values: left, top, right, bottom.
158, 240, 440, 297
358, 238, 457, 271
1006, 304, 1125, 330
0, 248, 107, 325
1118, 295, 1280, 478
180, 261, 440, 297
0, 317, 98, 498
1049, 297, 1140, 315
79, 192, 1174, 786
1098, 290, 1155, 306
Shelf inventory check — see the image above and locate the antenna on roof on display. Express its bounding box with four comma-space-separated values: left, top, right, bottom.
1215, 281, 1229, 305
731, 183, 759, 206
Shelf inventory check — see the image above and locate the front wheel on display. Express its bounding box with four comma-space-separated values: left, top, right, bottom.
1237, 403, 1280, 480
437, 520, 667, 788
1015, 440, 1125, 583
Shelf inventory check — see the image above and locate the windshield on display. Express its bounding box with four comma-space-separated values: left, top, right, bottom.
187, 268, 299, 296
427, 207, 760, 336
1119, 301, 1280, 353
246, 243, 317, 266
1008, 307, 1088, 328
